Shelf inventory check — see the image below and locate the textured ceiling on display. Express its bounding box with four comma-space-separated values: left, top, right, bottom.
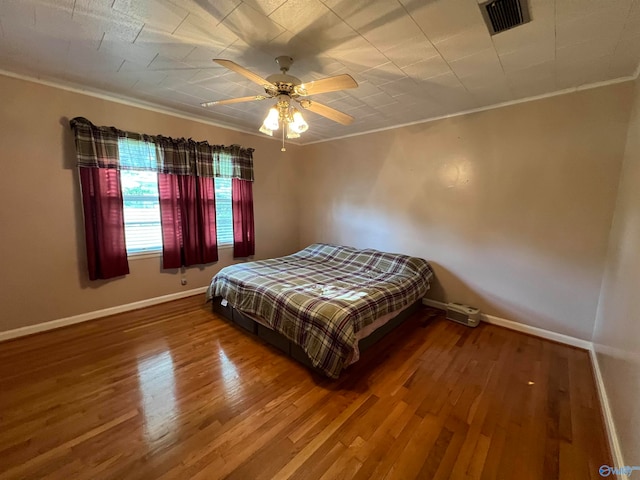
1, 0, 639, 143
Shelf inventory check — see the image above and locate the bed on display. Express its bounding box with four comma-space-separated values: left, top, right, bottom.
206, 243, 434, 378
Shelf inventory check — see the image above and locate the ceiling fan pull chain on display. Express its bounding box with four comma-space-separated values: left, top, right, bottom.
281, 125, 286, 152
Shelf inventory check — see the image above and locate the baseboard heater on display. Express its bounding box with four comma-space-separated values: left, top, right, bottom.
446, 303, 481, 327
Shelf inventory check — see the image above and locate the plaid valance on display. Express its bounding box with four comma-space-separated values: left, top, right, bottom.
69, 117, 254, 181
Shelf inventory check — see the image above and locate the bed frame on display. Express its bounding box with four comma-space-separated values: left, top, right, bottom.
210, 296, 421, 375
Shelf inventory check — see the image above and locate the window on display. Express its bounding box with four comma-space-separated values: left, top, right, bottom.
214, 177, 233, 245
121, 170, 162, 254
118, 138, 233, 255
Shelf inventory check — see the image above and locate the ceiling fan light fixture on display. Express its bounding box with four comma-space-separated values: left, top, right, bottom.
286, 127, 300, 139
263, 106, 280, 131
259, 124, 274, 136
259, 101, 308, 140
289, 109, 308, 133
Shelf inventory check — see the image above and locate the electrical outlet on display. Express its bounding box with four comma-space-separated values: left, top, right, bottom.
181, 278, 187, 286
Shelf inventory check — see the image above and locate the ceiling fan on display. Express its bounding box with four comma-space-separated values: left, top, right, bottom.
201, 56, 358, 147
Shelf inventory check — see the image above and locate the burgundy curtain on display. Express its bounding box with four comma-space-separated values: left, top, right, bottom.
79, 167, 129, 280
71, 117, 255, 275
232, 178, 255, 258
196, 176, 218, 264
158, 174, 218, 269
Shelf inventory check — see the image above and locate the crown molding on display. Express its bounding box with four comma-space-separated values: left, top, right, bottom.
301, 75, 637, 146
1, 66, 636, 147
0, 68, 269, 140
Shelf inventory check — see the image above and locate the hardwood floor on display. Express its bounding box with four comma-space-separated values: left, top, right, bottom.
0, 296, 611, 480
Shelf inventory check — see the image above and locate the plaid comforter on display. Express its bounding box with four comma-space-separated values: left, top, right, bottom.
207, 243, 434, 378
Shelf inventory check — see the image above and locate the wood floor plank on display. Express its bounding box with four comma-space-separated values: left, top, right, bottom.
0, 297, 612, 480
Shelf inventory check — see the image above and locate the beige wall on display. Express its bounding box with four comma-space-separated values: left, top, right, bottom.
0, 74, 300, 332
0, 72, 635, 345
298, 83, 634, 340
593, 76, 640, 465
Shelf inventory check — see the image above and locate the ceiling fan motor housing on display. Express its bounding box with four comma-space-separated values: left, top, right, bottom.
266, 56, 301, 96
266, 73, 301, 96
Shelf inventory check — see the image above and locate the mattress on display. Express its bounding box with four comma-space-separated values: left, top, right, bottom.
207, 243, 434, 378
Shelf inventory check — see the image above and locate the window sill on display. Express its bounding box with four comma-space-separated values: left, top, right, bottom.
127, 250, 161, 259
127, 244, 233, 260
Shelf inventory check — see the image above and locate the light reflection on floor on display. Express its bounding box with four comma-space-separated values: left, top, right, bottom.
218, 348, 242, 396
136, 350, 177, 445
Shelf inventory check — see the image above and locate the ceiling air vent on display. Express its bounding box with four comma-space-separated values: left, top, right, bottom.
480, 0, 530, 35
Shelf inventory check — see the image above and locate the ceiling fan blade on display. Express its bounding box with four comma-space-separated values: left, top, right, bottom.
201, 95, 269, 107
298, 100, 354, 125
213, 59, 274, 90
295, 74, 358, 96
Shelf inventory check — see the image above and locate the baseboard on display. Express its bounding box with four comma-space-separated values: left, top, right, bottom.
421, 298, 592, 349
0, 286, 209, 342
483, 312, 594, 350
422, 297, 625, 476
589, 347, 628, 479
